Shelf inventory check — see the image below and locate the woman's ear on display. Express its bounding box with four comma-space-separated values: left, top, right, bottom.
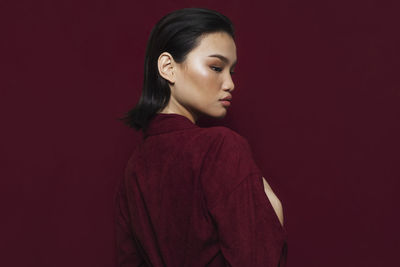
158, 52, 176, 84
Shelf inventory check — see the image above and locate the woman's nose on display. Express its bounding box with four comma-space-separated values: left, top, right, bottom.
223, 73, 235, 92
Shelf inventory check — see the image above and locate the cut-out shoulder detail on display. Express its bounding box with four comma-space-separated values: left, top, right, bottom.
262, 176, 284, 227
119, 111, 288, 266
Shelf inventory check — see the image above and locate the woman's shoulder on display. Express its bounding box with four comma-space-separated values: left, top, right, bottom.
196, 126, 262, 209
192, 126, 254, 164
195, 125, 248, 145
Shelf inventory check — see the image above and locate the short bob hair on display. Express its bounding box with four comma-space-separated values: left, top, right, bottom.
120, 8, 235, 134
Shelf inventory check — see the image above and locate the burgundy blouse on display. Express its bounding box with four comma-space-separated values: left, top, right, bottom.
115, 113, 288, 266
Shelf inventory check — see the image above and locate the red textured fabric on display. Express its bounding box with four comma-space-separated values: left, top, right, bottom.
115, 113, 288, 266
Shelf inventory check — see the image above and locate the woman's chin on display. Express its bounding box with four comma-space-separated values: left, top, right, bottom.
209, 109, 228, 119
197, 107, 228, 120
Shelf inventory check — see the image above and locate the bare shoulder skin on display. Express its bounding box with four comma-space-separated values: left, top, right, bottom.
262, 177, 284, 227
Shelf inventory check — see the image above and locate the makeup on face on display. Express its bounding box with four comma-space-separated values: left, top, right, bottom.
208, 54, 237, 71
164, 32, 237, 121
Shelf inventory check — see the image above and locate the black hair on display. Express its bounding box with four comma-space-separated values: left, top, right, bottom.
120, 7, 235, 133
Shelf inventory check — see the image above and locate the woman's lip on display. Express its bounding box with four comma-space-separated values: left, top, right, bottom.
220, 100, 231, 107
220, 95, 232, 101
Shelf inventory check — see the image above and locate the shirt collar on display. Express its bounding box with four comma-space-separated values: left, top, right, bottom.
144, 113, 198, 138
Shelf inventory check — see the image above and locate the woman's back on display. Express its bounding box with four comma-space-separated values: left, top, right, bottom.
115, 113, 287, 266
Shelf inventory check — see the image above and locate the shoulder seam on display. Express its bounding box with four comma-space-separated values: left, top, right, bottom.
208, 170, 263, 211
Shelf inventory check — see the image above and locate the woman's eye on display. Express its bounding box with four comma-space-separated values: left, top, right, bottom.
230, 71, 235, 76
211, 66, 222, 72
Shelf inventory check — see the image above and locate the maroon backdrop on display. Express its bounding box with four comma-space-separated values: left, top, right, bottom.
2, 0, 399, 266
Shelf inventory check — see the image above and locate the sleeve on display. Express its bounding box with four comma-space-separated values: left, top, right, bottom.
200, 128, 262, 209
201, 129, 285, 266
114, 180, 146, 267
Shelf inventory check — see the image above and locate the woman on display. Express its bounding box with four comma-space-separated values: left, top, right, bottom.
115, 8, 287, 266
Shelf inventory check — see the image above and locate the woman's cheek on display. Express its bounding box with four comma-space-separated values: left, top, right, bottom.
189, 66, 212, 92
192, 63, 210, 80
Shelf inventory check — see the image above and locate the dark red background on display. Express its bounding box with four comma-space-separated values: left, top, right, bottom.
2, 0, 399, 266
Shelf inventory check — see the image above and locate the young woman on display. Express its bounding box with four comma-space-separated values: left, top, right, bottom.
116, 8, 287, 266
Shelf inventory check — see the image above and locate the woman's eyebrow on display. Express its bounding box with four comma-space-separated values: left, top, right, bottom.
208, 54, 237, 67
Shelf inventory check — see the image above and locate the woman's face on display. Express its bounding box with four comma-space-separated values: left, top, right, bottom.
162, 31, 237, 123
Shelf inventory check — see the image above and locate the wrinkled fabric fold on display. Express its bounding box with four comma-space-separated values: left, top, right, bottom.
115, 113, 287, 266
